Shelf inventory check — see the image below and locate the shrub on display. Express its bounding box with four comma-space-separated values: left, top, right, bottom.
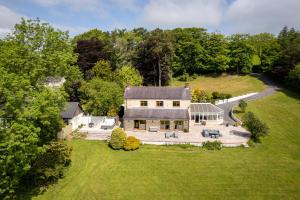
22, 142, 72, 188
202, 141, 222, 150
233, 122, 241, 127
123, 136, 140, 151
212, 91, 220, 99
225, 93, 232, 99
192, 89, 211, 102
242, 112, 269, 142
192, 73, 198, 80
201, 121, 206, 126
247, 139, 255, 147
184, 128, 189, 133
238, 99, 247, 113
109, 128, 127, 149
178, 72, 190, 81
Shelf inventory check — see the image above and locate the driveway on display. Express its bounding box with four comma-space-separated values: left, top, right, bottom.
217, 74, 279, 124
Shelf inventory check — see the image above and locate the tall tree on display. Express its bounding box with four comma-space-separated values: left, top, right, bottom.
79, 78, 123, 116
171, 28, 208, 76
248, 33, 280, 72
110, 28, 147, 68
134, 29, 173, 86
205, 33, 230, 72
276, 26, 300, 75
0, 19, 73, 199
228, 34, 254, 73
115, 65, 143, 89
0, 18, 78, 86
74, 38, 110, 78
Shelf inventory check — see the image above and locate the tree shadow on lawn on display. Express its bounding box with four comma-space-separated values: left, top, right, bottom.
231, 130, 251, 138
16, 178, 64, 200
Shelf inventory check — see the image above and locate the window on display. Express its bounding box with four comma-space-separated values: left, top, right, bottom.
156, 101, 164, 107
134, 120, 146, 130
140, 101, 148, 107
160, 120, 170, 130
173, 101, 180, 107
174, 121, 184, 131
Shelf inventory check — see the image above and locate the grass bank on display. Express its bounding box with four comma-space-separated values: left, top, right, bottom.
172, 74, 267, 96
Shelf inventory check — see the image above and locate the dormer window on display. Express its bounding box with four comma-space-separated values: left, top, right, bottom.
173, 101, 180, 107
156, 101, 164, 107
140, 101, 148, 107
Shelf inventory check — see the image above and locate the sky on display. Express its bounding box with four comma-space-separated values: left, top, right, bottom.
0, 0, 300, 37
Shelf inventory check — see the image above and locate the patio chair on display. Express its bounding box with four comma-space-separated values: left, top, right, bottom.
174, 132, 179, 138
165, 132, 171, 139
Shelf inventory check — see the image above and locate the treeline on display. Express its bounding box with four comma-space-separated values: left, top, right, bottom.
72, 26, 300, 93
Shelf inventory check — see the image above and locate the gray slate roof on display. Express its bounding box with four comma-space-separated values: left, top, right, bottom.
61, 102, 81, 119
124, 86, 191, 100
190, 103, 223, 113
124, 108, 189, 120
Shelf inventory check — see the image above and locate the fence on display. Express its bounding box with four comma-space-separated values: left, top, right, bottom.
215, 92, 258, 105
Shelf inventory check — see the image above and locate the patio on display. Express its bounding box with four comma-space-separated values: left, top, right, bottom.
126, 124, 250, 147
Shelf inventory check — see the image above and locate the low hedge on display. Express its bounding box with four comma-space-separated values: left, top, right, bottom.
202, 141, 222, 150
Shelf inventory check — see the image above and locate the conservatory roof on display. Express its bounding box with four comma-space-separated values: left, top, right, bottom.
190, 103, 223, 113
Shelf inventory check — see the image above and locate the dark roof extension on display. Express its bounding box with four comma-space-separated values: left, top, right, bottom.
124, 86, 191, 100
124, 108, 189, 120
190, 103, 223, 113
61, 102, 82, 119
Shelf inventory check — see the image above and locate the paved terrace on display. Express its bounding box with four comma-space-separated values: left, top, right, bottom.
125, 124, 250, 147
85, 125, 250, 147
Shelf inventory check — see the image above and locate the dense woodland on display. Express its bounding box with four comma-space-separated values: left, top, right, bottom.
0, 18, 300, 199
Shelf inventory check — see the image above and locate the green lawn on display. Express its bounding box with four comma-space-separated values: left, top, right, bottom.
34, 91, 300, 200
172, 74, 267, 96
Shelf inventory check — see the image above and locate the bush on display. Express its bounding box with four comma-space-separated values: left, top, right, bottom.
109, 128, 127, 149
184, 128, 189, 132
192, 89, 211, 102
192, 73, 198, 80
123, 136, 140, 151
178, 72, 190, 81
202, 141, 222, 150
22, 141, 72, 188
212, 91, 220, 99
242, 112, 269, 142
233, 122, 241, 127
225, 93, 232, 99
238, 99, 247, 113
247, 139, 255, 147
201, 121, 206, 126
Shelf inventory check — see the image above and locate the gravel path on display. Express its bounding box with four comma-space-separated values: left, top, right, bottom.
217, 74, 279, 124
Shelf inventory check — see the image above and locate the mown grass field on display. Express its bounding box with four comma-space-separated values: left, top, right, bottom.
34, 91, 300, 200
172, 74, 267, 96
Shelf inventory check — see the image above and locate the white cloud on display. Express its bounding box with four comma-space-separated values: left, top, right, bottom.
34, 0, 140, 13
52, 23, 91, 36
141, 0, 225, 28
34, 0, 101, 11
0, 5, 23, 37
225, 0, 300, 34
